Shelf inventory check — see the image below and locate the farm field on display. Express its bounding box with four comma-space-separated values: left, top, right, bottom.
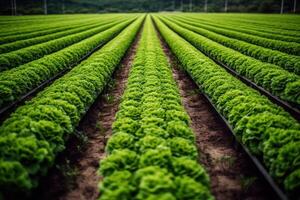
0, 13, 299, 200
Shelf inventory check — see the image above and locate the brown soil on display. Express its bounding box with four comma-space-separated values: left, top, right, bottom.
32, 28, 141, 200
156, 27, 277, 200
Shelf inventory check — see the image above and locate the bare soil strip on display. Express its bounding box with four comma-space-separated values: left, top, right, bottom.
156, 28, 276, 200
33, 29, 141, 200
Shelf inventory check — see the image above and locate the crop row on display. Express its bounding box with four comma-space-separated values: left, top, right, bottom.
181, 15, 300, 40
214, 15, 300, 34
0, 18, 121, 54
154, 16, 300, 193
99, 17, 213, 200
0, 14, 113, 39
159, 17, 300, 106
170, 15, 300, 56
166, 16, 300, 75
0, 16, 143, 195
187, 17, 300, 43
0, 18, 135, 109
0, 16, 120, 45
0, 18, 129, 71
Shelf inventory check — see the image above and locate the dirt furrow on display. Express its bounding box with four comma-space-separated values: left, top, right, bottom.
33, 28, 141, 200
156, 28, 276, 200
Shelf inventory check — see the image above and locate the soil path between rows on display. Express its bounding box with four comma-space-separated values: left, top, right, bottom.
33, 27, 142, 200
155, 24, 276, 200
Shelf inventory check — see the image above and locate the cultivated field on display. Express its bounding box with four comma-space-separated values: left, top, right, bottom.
0, 13, 299, 200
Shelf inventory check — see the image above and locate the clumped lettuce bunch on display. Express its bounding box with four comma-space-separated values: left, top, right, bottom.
98, 17, 214, 200
154, 16, 300, 193
0, 17, 143, 194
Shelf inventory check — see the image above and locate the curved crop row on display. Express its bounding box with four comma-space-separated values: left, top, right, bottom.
166, 16, 300, 56
159, 17, 300, 106
0, 19, 126, 71
0, 18, 123, 54
0, 15, 143, 195
99, 17, 214, 200
154, 16, 300, 193
165, 16, 300, 75
0, 18, 135, 109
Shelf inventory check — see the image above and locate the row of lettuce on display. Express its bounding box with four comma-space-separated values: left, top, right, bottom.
205, 17, 300, 42
0, 17, 122, 54
0, 19, 99, 44
220, 15, 300, 33
0, 17, 133, 71
99, 17, 214, 200
0, 16, 144, 195
175, 15, 300, 43
169, 15, 300, 56
166, 16, 300, 75
0, 14, 115, 39
153, 15, 300, 193
158, 16, 300, 106
213, 15, 300, 37
0, 18, 136, 109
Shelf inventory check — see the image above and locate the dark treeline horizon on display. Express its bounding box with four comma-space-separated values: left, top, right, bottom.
0, 0, 299, 15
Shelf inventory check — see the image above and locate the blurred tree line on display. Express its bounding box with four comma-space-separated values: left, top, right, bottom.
0, 0, 299, 15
